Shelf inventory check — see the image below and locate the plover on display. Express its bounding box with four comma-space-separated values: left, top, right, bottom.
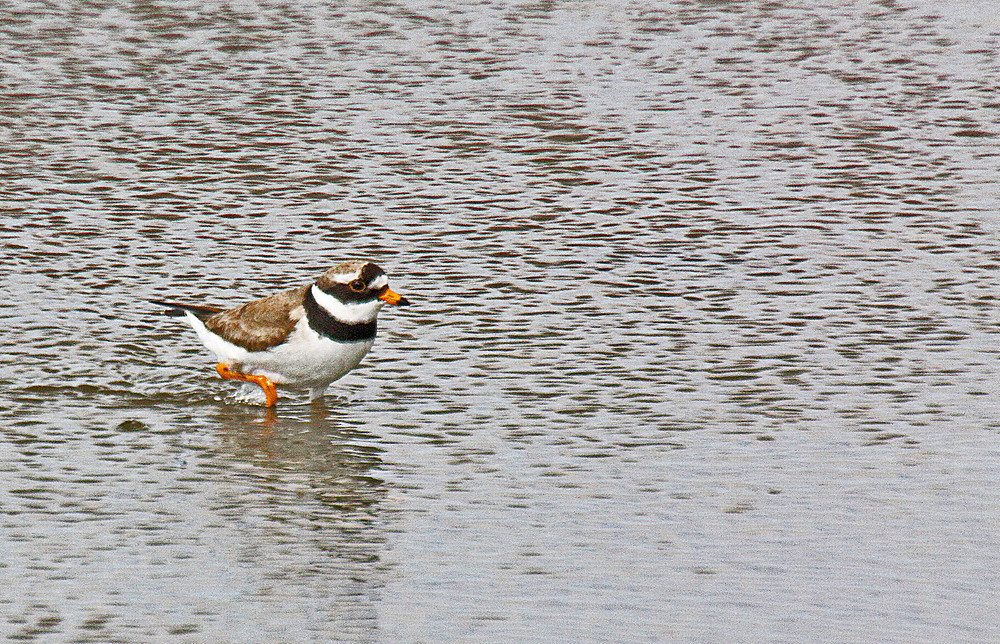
153, 260, 409, 407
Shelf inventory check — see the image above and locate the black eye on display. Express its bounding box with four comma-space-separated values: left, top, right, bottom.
349, 279, 366, 293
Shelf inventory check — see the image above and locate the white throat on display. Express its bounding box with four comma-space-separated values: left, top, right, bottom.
310, 284, 384, 324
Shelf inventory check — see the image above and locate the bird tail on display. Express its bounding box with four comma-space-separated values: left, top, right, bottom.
150, 300, 223, 320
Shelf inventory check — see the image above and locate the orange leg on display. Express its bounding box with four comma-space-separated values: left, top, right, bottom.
216, 363, 278, 407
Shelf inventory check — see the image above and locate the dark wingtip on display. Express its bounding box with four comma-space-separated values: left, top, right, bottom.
149, 299, 221, 319
150, 300, 187, 317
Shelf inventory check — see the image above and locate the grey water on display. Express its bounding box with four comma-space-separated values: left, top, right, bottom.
3, 0, 1000, 641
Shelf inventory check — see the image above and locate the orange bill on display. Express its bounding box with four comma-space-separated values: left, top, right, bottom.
379, 287, 410, 306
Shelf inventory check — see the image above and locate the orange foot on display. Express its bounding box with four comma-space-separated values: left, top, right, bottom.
216, 363, 278, 407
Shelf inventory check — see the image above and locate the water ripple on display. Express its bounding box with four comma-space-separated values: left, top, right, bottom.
3, 0, 1000, 641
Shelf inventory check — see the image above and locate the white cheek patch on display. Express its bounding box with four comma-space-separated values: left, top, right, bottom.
311, 285, 384, 323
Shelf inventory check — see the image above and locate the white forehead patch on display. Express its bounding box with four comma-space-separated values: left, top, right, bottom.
325, 271, 388, 288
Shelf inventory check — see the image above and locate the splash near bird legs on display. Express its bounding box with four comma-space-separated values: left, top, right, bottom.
216, 363, 278, 407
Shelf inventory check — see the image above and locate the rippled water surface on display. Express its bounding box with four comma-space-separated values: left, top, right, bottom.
3, 0, 1000, 641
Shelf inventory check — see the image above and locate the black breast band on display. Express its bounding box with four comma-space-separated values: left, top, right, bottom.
303, 288, 377, 342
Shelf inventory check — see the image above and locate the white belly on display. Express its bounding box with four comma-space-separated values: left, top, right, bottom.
185, 312, 374, 388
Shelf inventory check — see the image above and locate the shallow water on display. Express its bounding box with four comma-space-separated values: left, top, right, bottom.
3, 0, 1000, 641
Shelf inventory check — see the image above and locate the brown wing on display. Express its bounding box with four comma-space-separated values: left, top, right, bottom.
204, 284, 309, 352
